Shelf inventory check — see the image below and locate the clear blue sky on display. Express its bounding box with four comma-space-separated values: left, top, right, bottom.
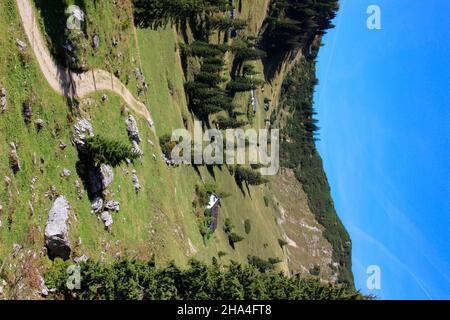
314, 0, 450, 299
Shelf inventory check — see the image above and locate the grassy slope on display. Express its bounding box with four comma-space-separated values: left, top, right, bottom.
0, 0, 350, 297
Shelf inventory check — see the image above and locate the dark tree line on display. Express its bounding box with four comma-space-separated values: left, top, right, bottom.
261, 0, 339, 55
276, 57, 354, 286
45, 258, 367, 300
133, 0, 230, 29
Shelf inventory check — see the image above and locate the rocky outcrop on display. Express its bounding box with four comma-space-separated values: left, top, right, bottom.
105, 200, 120, 212
101, 211, 113, 228
131, 140, 143, 157
91, 196, 104, 213
44, 196, 71, 260
73, 119, 94, 154
125, 115, 141, 144
99, 164, 114, 189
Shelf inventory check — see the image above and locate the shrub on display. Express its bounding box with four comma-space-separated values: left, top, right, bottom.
234, 166, 268, 186
85, 135, 138, 166
278, 239, 288, 248
263, 196, 269, 207
228, 232, 244, 244
247, 255, 281, 273
244, 219, 251, 234
223, 218, 233, 234
44, 258, 367, 300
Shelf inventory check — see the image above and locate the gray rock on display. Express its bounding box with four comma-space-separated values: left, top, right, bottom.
100, 164, 114, 190
131, 169, 141, 193
9, 142, 21, 173
105, 200, 120, 212
35, 119, 45, 132
125, 115, 141, 143
44, 196, 71, 260
73, 119, 94, 153
101, 211, 113, 228
74, 254, 89, 264
75, 179, 83, 198
59, 140, 67, 150
0, 87, 6, 112
134, 67, 142, 79
92, 34, 100, 50
16, 38, 27, 51
131, 140, 143, 157
39, 276, 49, 296
60, 168, 71, 178
12, 243, 23, 257
91, 196, 103, 213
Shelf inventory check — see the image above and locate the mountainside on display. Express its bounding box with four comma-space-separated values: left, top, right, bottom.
0, 0, 353, 299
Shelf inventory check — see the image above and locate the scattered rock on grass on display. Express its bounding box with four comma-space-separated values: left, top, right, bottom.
91, 196, 103, 213
73, 119, 94, 154
92, 34, 100, 50
131, 169, 141, 193
45, 196, 71, 260
101, 211, 113, 228
131, 140, 143, 157
99, 164, 114, 190
35, 119, 44, 132
105, 200, 120, 212
12, 243, 23, 257
60, 168, 71, 178
74, 254, 89, 264
125, 115, 141, 144
59, 140, 67, 150
9, 142, 21, 173
16, 38, 27, 51
0, 86, 6, 112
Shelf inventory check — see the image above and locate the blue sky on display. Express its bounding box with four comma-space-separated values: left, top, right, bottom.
314, 0, 450, 299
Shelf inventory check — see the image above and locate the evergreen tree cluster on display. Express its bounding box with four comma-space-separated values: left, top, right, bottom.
261, 0, 339, 55
45, 258, 366, 300
234, 166, 268, 186
84, 135, 138, 167
133, 0, 230, 29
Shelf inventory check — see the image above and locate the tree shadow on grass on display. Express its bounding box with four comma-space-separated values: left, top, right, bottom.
33, 0, 67, 63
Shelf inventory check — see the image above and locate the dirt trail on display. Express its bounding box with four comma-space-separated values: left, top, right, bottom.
16, 0, 155, 132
